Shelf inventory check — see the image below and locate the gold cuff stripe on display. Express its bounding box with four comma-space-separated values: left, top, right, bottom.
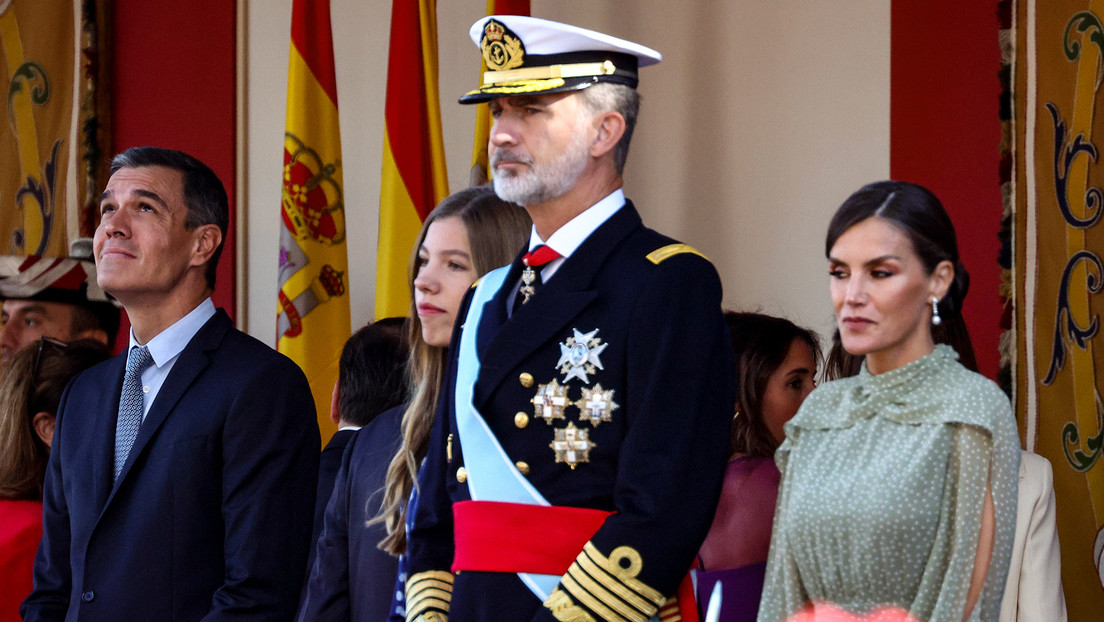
582, 542, 666, 606
658, 598, 682, 622
407, 589, 452, 613
464, 78, 567, 97
409, 596, 451, 612
571, 555, 655, 616
562, 574, 632, 622
407, 570, 454, 586
410, 612, 448, 622
545, 587, 598, 622
405, 571, 453, 620
407, 579, 453, 601
646, 243, 708, 265
483, 61, 617, 85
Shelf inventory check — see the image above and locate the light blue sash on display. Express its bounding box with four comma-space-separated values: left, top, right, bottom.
454, 266, 561, 600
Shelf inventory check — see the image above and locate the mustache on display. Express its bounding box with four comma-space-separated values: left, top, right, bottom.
490, 149, 533, 168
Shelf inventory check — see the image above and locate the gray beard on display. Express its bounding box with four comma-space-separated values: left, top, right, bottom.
492, 130, 590, 206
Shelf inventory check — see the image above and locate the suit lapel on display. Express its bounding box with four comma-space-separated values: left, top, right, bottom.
90, 354, 127, 512
473, 203, 642, 407
107, 311, 231, 496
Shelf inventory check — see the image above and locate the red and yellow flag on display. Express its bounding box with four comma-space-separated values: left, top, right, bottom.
375, 0, 449, 320
469, 0, 531, 186
277, 0, 350, 445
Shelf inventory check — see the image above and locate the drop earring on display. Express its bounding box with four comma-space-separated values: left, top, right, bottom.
930, 296, 942, 326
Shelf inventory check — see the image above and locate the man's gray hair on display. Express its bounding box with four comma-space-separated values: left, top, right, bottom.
577, 82, 639, 175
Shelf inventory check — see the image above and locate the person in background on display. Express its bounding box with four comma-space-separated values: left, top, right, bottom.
298, 185, 530, 622
310, 317, 410, 555
758, 181, 1020, 622
998, 450, 1066, 622
0, 339, 111, 622
0, 251, 121, 368
23, 146, 319, 621
695, 312, 819, 621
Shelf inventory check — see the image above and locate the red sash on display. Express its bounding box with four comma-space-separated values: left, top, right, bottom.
451, 500, 699, 622
452, 500, 610, 575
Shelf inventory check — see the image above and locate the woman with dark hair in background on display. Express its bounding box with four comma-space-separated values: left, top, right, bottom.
758, 181, 1019, 622
696, 312, 819, 621
0, 338, 111, 621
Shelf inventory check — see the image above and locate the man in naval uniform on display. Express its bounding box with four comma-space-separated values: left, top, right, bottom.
405, 16, 735, 622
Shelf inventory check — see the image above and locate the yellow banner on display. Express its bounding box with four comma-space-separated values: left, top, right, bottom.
0, 1, 107, 257
1014, 2, 1104, 617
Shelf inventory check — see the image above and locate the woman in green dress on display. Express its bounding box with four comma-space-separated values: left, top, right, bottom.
758, 181, 1019, 622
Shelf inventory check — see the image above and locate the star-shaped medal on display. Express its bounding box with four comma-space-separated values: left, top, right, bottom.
575, 383, 619, 427
549, 422, 596, 470
531, 378, 569, 424
556, 328, 608, 384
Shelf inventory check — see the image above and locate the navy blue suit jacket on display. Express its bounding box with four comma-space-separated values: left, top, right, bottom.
298, 406, 402, 622
311, 428, 357, 554
22, 310, 320, 621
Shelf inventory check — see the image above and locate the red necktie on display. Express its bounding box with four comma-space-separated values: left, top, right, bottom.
517, 245, 561, 308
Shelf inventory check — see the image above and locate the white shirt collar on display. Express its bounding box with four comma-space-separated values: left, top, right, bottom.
527, 188, 625, 258
128, 297, 217, 368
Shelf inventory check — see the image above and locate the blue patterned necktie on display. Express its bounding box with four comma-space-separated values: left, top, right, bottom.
114, 345, 153, 481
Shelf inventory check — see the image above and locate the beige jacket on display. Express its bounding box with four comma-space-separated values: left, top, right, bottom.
999, 451, 1067, 622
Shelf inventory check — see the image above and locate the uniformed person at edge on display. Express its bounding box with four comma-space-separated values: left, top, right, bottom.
404, 15, 736, 622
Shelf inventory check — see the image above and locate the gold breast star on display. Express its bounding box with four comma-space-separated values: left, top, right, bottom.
531, 378, 569, 424
575, 383, 619, 427
549, 422, 596, 470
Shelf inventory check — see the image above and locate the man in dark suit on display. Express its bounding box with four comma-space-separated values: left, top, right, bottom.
312, 316, 408, 544
22, 147, 320, 621
405, 16, 735, 622
301, 317, 409, 621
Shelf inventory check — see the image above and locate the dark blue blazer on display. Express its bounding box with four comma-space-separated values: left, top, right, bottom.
298, 406, 402, 622
22, 310, 320, 622
311, 428, 358, 554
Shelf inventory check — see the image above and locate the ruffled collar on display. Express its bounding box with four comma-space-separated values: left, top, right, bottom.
793, 345, 962, 431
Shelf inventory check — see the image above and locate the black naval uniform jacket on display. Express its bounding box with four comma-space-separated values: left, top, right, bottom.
406, 201, 736, 622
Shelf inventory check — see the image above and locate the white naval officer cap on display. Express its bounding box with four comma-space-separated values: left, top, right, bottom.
459, 15, 662, 104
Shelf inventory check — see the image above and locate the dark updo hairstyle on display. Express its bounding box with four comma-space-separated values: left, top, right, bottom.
726, 311, 821, 458
825, 181, 977, 372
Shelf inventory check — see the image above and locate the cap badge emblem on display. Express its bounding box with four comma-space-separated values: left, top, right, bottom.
481, 19, 525, 71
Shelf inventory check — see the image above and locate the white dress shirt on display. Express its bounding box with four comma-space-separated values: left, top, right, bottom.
506, 189, 625, 310
127, 297, 216, 421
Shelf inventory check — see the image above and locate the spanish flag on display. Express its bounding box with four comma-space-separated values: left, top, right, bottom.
374, 0, 449, 320
277, 0, 350, 445
469, 0, 531, 186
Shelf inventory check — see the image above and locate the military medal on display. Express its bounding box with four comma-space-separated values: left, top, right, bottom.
557, 328, 608, 384
531, 378, 569, 424
549, 422, 595, 470
519, 259, 537, 304
575, 383, 619, 427
517, 246, 561, 305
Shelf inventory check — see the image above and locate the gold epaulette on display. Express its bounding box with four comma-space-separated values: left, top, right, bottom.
544, 542, 665, 622
406, 570, 453, 622
646, 244, 707, 265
